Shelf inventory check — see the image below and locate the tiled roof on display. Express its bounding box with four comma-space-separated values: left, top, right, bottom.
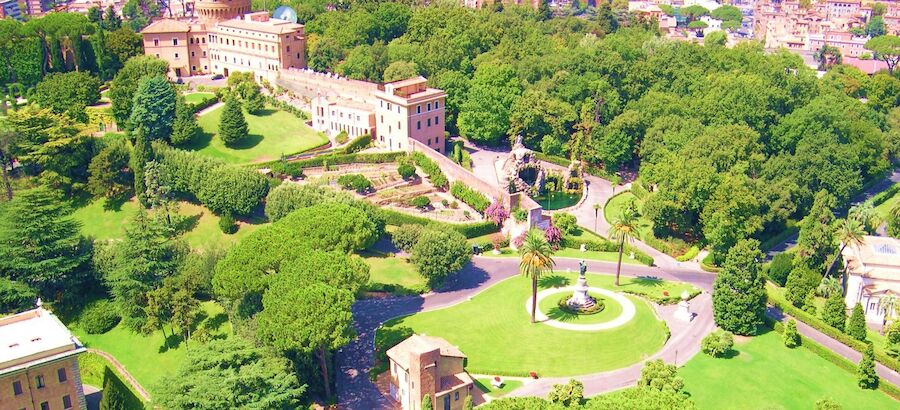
142, 19, 192, 34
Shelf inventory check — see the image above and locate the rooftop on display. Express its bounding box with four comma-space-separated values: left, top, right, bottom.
216, 16, 304, 35
386, 334, 466, 370
0, 307, 84, 375
142, 19, 192, 34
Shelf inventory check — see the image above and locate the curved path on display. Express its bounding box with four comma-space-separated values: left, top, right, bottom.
335, 257, 715, 409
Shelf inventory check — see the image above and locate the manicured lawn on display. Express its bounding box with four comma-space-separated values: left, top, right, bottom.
474, 377, 524, 397
680, 330, 897, 409
381, 271, 671, 377
72, 301, 231, 397
77, 352, 145, 402
183, 92, 216, 106
874, 183, 899, 220
537, 290, 624, 324
361, 251, 428, 294
604, 192, 652, 239
193, 105, 328, 164
72, 198, 265, 250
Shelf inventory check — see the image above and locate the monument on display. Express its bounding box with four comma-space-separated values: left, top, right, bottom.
674, 290, 693, 322
568, 260, 597, 310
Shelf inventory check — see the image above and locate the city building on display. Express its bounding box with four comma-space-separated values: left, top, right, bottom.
842, 235, 900, 323
460, 0, 543, 10
0, 306, 88, 410
24, 0, 48, 17
386, 334, 474, 410
140, 0, 306, 81
0, 0, 23, 20
809, 30, 869, 58
375, 77, 446, 153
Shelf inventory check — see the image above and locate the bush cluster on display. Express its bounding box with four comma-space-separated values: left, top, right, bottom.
186, 94, 219, 113
397, 162, 416, 179
410, 152, 448, 189
153, 142, 270, 215
264, 95, 309, 120
337, 173, 373, 193
341, 134, 373, 154
767, 252, 794, 287
79, 300, 122, 334
335, 131, 349, 145
557, 295, 605, 315
701, 330, 734, 357
218, 212, 237, 234
392, 224, 425, 252
449, 182, 490, 213
408, 195, 431, 208
380, 208, 498, 238
265, 152, 405, 175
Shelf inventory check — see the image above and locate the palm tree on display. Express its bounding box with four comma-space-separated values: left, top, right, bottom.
817, 276, 842, 298
849, 202, 881, 234
826, 217, 866, 278
608, 208, 640, 287
519, 229, 555, 324
881, 295, 898, 329
593, 203, 602, 231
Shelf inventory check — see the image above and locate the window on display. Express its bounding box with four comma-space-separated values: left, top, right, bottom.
427, 102, 432, 111
417, 105, 421, 114
189, 38, 194, 44
455, 392, 459, 401
191, 51, 195, 57
427, 138, 431, 145
417, 121, 421, 130
12, 380, 22, 395
40, 403, 49, 410
172, 38, 178, 46
202, 37, 206, 44
286, 46, 291, 52
63, 395, 72, 409
153, 38, 159, 47
435, 116, 439, 124
427, 118, 431, 127
387, 103, 392, 110
398, 121, 401, 130
174, 53, 179, 58
435, 100, 440, 109
203, 51, 207, 57
58, 367, 67, 382
36, 375, 45, 388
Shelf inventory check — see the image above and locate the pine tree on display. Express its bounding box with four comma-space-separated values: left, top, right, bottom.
857, 343, 878, 389
170, 96, 201, 146
103, 5, 122, 31
712, 239, 767, 335
803, 291, 818, 315
132, 130, 152, 208
783, 319, 800, 348
797, 190, 836, 270
822, 290, 847, 331
129, 75, 177, 142
218, 96, 248, 146
847, 303, 868, 341
422, 394, 433, 410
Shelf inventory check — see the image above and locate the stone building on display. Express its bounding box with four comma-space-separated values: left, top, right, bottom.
0, 307, 87, 410
843, 235, 900, 323
386, 335, 474, 410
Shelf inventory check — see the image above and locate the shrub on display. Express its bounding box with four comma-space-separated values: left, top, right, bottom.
218, 212, 237, 234
802, 291, 818, 315
450, 201, 459, 209
408, 196, 431, 209
886, 322, 900, 357
553, 212, 578, 235
768, 252, 794, 286
545, 224, 562, 248
335, 131, 349, 145
675, 246, 699, 262
513, 208, 527, 222
848, 303, 867, 341
392, 224, 425, 252
410, 228, 471, 287
701, 331, 734, 357
398, 163, 416, 179
557, 295, 604, 315
341, 133, 372, 154
491, 234, 507, 251
484, 201, 509, 226
79, 300, 121, 334
547, 379, 584, 407
449, 181, 490, 213
784, 319, 801, 348
410, 152, 448, 189
858, 343, 879, 389
815, 398, 842, 410
441, 199, 449, 207
337, 173, 373, 193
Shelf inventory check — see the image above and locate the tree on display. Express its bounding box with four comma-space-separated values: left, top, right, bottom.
867, 16, 886, 38
848, 303, 868, 341
457, 62, 523, 146
701, 331, 735, 357
608, 208, 639, 286
798, 190, 836, 271
129, 75, 177, 142
638, 359, 684, 393
710, 5, 742, 22
784, 319, 801, 348
712, 239, 766, 335
881, 295, 898, 326
825, 217, 865, 278
99, 367, 142, 410
0, 130, 15, 200
822, 290, 847, 331
410, 228, 470, 287
170, 95, 201, 146
704, 31, 727, 47
519, 229, 555, 323
156, 337, 306, 409
87, 6, 101, 23
865, 35, 900, 75
106, 27, 143, 67
857, 343, 879, 389
0, 187, 90, 302
548, 379, 584, 407
785, 265, 821, 308
768, 252, 794, 286
383, 60, 419, 82
422, 394, 433, 410
90, 30, 116, 81
277, 250, 370, 295
32, 72, 101, 122
258, 282, 353, 399
196, 165, 270, 216
218, 96, 248, 146
109, 56, 169, 131
0, 277, 37, 314
5, 106, 92, 191
87, 138, 132, 201
131, 128, 152, 207
102, 5, 122, 31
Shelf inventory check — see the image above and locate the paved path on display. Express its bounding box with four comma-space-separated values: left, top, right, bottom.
87, 348, 152, 402
195, 101, 223, 117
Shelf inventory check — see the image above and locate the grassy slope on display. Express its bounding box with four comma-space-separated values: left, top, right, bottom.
193, 105, 327, 164
183, 92, 216, 105
874, 183, 899, 220
604, 192, 653, 240
680, 331, 897, 409
382, 271, 680, 376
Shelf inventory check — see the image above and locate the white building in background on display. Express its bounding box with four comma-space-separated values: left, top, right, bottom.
843, 236, 900, 323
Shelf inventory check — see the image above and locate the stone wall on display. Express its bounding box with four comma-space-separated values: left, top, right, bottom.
277, 68, 380, 104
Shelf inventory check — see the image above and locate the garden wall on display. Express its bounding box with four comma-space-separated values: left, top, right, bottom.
277, 69, 380, 104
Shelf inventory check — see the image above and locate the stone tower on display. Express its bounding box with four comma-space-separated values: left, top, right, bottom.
195, 0, 251, 24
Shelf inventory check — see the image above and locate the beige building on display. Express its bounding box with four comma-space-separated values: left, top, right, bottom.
843, 236, 900, 323
141, 19, 210, 78
809, 30, 869, 58
386, 335, 474, 410
0, 307, 87, 410
375, 77, 447, 154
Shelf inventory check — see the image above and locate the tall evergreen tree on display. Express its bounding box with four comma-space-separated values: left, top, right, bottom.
0, 187, 90, 302
797, 190, 836, 270
822, 290, 847, 331
170, 96, 201, 146
132, 129, 152, 207
847, 303, 868, 341
857, 343, 878, 389
712, 239, 767, 335
129, 75, 177, 142
109, 56, 169, 131
218, 96, 248, 147
102, 5, 122, 31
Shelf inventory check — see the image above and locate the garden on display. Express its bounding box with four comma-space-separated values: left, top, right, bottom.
379, 271, 696, 376
191, 104, 328, 164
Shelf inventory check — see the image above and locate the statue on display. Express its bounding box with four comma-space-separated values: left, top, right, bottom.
568, 260, 596, 311
579, 260, 587, 277
674, 290, 693, 322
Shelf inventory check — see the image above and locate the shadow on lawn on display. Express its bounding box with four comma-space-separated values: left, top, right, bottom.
432, 262, 490, 293
227, 133, 263, 150
539, 275, 570, 289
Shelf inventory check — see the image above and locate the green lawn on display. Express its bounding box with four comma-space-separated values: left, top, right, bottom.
193, 105, 328, 164
381, 271, 671, 377
183, 92, 216, 106
72, 198, 265, 250
361, 251, 428, 294
874, 183, 899, 220
72, 301, 231, 397
474, 377, 524, 397
538, 290, 624, 324
604, 192, 652, 239
680, 330, 897, 409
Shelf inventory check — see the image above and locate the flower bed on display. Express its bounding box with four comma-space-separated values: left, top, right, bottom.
557, 294, 606, 315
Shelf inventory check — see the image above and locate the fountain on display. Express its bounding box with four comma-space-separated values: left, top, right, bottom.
567, 261, 597, 311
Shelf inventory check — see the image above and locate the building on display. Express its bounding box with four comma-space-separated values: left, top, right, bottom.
140, 0, 306, 81
809, 30, 869, 58
843, 236, 900, 323
0, 307, 87, 410
386, 335, 474, 410
826, 0, 862, 19
460, 0, 543, 10
375, 77, 447, 153
0, 0, 22, 20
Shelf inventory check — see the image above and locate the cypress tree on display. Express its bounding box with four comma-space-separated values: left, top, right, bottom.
132, 130, 152, 207
857, 343, 878, 389
712, 239, 767, 335
170, 96, 201, 146
422, 394, 433, 410
847, 303, 868, 341
218, 96, 248, 146
822, 291, 847, 331
783, 319, 800, 348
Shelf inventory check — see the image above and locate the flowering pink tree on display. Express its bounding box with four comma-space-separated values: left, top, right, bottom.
512, 231, 528, 248
484, 201, 510, 226
544, 224, 562, 250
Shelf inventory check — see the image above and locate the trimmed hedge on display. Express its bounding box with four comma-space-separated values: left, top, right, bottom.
533, 152, 621, 184
869, 183, 899, 207
282, 152, 404, 172
264, 95, 308, 120
186, 94, 219, 114
410, 152, 448, 189
631, 179, 650, 199
676, 246, 699, 262
768, 292, 900, 374
449, 181, 490, 213
341, 134, 373, 154
559, 230, 655, 266
381, 208, 498, 238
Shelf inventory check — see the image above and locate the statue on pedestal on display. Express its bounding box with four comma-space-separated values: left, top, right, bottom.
674, 290, 693, 322
568, 260, 596, 310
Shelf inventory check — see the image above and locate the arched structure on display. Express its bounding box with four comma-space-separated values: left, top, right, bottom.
194, 0, 251, 24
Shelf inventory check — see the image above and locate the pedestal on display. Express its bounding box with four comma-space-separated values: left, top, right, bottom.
674, 300, 692, 322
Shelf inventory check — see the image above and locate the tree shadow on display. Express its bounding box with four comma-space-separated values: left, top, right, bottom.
174, 213, 201, 235
433, 262, 490, 293
228, 133, 264, 150
539, 275, 570, 289
251, 108, 277, 117
186, 131, 213, 150
102, 194, 130, 211
158, 333, 183, 353
204, 313, 229, 332
545, 306, 580, 322
634, 276, 664, 287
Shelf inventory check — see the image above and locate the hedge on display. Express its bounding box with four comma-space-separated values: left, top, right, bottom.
868, 183, 899, 207
449, 181, 490, 213
700, 252, 722, 273
264, 95, 308, 120
532, 152, 621, 184
380, 208, 498, 238
187, 94, 219, 114
341, 134, 373, 154
260, 152, 405, 174
631, 179, 650, 199
675, 246, 699, 262
559, 229, 655, 266
410, 152, 448, 189
768, 292, 900, 374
